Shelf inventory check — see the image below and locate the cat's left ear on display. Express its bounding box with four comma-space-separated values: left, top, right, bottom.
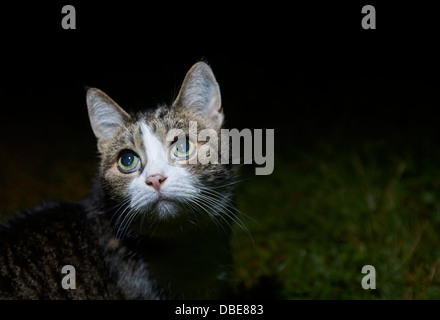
172, 62, 223, 130
86, 88, 131, 152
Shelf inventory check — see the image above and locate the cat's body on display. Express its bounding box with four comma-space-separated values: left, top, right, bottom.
0, 62, 237, 299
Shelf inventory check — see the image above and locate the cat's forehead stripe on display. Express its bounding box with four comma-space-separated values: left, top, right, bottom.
140, 122, 168, 174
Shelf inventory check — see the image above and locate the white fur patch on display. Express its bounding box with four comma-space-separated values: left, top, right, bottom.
127, 122, 198, 219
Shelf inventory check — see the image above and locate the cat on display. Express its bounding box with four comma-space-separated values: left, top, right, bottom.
0, 62, 239, 299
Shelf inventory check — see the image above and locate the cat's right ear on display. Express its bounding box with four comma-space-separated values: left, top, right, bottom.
172, 62, 223, 130
86, 88, 131, 152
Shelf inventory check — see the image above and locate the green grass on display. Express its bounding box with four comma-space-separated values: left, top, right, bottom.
230, 136, 440, 299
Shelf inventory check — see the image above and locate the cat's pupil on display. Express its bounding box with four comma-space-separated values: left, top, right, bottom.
121, 152, 135, 167
176, 140, 189, 153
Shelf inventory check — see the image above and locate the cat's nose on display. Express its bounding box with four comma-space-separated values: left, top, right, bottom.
146, 174, 167, 191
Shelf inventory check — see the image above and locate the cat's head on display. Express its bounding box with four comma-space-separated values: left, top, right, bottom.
86, 62, 236, 237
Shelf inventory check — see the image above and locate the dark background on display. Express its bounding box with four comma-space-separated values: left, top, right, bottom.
1, 2, 439, 144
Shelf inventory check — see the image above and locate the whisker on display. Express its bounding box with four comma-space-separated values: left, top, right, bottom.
187, 196, 231, 239
197, 187, 257, 226
192, 187, 255, 246
194, 195, 241, 234
197, 178, 251, 190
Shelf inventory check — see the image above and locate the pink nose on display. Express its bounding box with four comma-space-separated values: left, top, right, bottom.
146, 174, 167, 191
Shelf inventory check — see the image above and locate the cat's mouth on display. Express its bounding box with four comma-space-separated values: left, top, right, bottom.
149, 194, 181, 219
156, 194, 171, 203
152, 193, 178, 207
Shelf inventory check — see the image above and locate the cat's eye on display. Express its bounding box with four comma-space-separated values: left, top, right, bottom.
117, 150, 140, 173
171, 138, 196, 160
